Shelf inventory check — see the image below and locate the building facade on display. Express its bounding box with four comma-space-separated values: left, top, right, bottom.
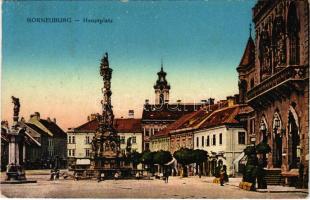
67, 116, 143, 166
27, 112, 67, 168
237, 0, 309, 185
193, 105, 248, 176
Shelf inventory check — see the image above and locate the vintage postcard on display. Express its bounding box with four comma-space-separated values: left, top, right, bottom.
1, 0, 309, 198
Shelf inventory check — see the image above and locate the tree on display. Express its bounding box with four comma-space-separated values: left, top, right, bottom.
192, 149, 208, 178
242, 146, 258, 190
141, 150, 156, 174
153, 150, 172, 166
153, 150, 172, 173
174, 148, 194, 177
131, 151, 142, 169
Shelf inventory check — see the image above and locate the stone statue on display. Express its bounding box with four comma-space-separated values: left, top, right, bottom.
11, 96, 20, 122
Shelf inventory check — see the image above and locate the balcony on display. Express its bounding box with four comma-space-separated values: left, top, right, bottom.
247, 65, 309, 109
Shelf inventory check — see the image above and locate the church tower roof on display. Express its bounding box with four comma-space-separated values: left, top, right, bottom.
154, 61, 171, 90
237, 26, 255, 72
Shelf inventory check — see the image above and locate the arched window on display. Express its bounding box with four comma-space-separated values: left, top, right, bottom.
259, 26, 272, 80
272, 15, 286, 68
287, 2, 300, 65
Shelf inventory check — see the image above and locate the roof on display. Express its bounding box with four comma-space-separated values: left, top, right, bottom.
151, 110, 200, 139
114, 118, 142, 133
24, 123, 50, 137
74, 118, 142, 133
152, 101, 229, 138
142, 103, 203, 122
39, 119, 67, 138
198, 105, 244, 130
23, 130, 41, 147
1, 126, 40, 147
178, 102, 228, 130
237, 36, 255, 71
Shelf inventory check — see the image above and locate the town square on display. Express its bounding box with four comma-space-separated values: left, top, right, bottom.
1, 0, 309, 199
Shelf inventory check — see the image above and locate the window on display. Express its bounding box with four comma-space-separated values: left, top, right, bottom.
49, 149, 54, 157
206, 136, 210, 146
68, 136, 71, 144
48, 139, 53, 147
250, 119, 255, 134
72, 149, 75, 157
85, 149, 91, 157
201, 136, 204, 147
72, 136, 75, 144
219, 133, 222, 145
132, 136, 136, 144
85, 136, 90, 144
68, 149, 71, 157
145, 143, 150, 150
212, 134, 216, 146
145, 128, 150, 137
120, 136, 125, 144
196, 137, 199, 147
238, 132, 246, 144
250, 78, 254, 89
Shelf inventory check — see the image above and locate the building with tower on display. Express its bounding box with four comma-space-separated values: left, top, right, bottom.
154, 61, 170, 105
141, 62, 206, 151
237, 0, 309, 187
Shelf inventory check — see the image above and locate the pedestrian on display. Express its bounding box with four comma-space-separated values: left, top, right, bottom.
50, 169, 54, 181
114, 172, 119, 180
74, 172, 79, 181
136, 172, 140, 180
165, 169, 170, 183
98, 172, 105, 182
219, 168, 225, 186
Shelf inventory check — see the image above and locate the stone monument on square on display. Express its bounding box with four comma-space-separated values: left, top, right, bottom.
91, 53, 130, 177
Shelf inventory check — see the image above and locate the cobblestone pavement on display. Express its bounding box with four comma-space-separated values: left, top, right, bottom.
0, 172, 308, 198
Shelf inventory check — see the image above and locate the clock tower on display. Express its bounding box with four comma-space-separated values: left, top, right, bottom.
153, 60, 170, 104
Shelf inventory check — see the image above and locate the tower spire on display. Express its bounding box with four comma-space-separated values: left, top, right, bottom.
161, 58, 163, 71
249, 23, 252, 38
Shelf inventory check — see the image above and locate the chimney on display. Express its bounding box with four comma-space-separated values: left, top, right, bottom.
128, 110, 134, 118
88, 113, 98, 121
21, 117, 26, 123
226, 96, 236, 107
30, 112, 40, 121
165, 99, 169, 104
47, 117, 52, 123
177, 100, 182, 103
145, 99, 149, 105
1, 120, 9, 128
208, 98, 215, 105
53, 118, 56, 124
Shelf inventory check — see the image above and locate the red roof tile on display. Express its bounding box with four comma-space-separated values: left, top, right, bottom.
142, 103, 203, 122
198, 105, 244, 129
74, 118, 142, 133
114, 118, 142, 133
153, 101, 229, 138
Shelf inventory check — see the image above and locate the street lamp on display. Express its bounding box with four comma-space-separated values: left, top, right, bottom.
250, 137, 256, 147
274, 117, 280, 129
260, 120, 266, 131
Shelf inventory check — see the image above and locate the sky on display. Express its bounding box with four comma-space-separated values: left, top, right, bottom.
1, 0, 256, 130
